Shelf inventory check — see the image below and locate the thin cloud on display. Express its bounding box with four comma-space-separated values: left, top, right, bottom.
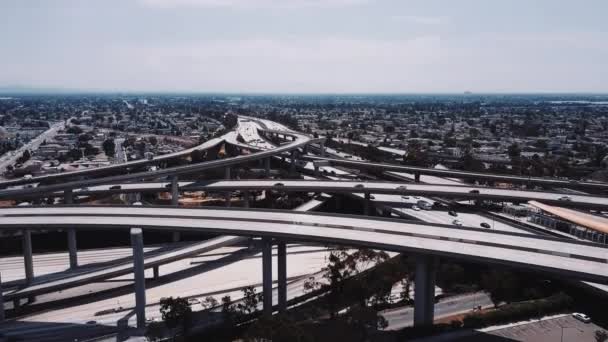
138, 0, 370, 9
392, 15, 447, 25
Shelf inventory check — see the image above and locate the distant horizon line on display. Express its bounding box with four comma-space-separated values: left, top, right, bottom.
0, 86, 607, 97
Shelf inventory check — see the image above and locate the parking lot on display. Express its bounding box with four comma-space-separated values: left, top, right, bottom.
464, 314, 606, 341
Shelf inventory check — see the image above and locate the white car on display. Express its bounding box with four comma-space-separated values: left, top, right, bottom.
572, 312, 591, 323
412, 205, 420, 211
187, 298, 201, 306
559, 196, 572, 201
452, 220, 463, 226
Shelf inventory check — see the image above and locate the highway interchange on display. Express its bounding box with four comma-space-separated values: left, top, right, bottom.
1, 115, 608, 341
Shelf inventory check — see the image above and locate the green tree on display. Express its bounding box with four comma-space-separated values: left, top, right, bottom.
159, 296, 192, 337
481, 270, 521, 307
237, 285, 261, 315
102, 138, 115, 157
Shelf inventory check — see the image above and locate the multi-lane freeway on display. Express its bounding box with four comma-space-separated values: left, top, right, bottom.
306, 156, 608, 190
1, 206, 607, 284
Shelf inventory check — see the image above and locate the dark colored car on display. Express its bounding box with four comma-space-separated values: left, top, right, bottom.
480, 222, 491, 228
110, 185, 121, 190
449, 210, 458, 217
469, 189, 480, 194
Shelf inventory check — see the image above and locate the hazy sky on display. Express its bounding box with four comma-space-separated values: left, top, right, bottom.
1, 0, 607, 93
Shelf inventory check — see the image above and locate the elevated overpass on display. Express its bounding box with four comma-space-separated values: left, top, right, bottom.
184, 180, 608, 210
305, 157, 608, 191
1, 206, 607, 327
0, 130, 321, 200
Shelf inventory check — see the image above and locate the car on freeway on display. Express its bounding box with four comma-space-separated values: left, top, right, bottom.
109, 185, 121, 190
452, 220, 463, 226
448, 210, 458, 217
369, 195, 375, 200
480, 222, 491, 229
559, 196, 572, 201
396, 185, 407, 191
274, 182, 284, 187
469, 189, 480, 194
401, 195, 410, 200
412, 205, 420, 211
188, 298, 201, 306
413, 196, 420, 199
86, 320, 97, 325
572, 312, 591, 323
354, 184, 365, 189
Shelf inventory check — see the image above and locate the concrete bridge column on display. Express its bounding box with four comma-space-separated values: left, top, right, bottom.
170, 176, 181, 242
153, 265, 160, 279
0, 273, 4, 323
290, 151, 297, 175
22, 229, 34, 285
414, 172, 421, 183
225, 166, 231, 180
364, 192, 371, 216
277, 242, 287, 312
265, 158, 271, 178
262, 238, 273, 316
67, 230, 78, 269
64, 190, 78, 269
244, 190, 250, 208
320, 142, 326, 157
171, 176, 179, 206
130, 228, 146, 329
414, 255, 437, 327
314, 164, 320, 177
225, 192, 232, 207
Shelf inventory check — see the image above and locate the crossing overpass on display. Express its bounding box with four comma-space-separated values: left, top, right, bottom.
304, 156, 608, 191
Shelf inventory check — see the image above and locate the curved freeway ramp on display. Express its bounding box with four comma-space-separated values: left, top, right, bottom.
528, 200, 608, 234
0, 131, 320, 200
1, 206, 607, 285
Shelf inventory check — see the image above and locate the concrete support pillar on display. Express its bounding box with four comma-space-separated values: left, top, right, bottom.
314, 165, 319, 177
225, 192, 232, 207
290, 151, 297, 175
153, 266, 159, 279
414, 172, 421, 183
64, 190, 78, 269
171, 176, 181, 242
67, 229, 78, 269
130, 228, 146, 329
170, 176, 179, 206
244, 190, 250, 208
364, 192, 371, 216
262, 238, 273, 316
225, 166, 231, 180
265, 158, 271, 178
320, 142, 326, 157
0, 273, 4, 323
22, 229, 34, 285
414, 255, 436, 327
277, 242, 287, 312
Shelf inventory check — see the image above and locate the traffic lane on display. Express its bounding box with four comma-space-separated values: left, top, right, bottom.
3, 206, 607, 261
196, 180, 608, 207
1, 211, 607, 283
